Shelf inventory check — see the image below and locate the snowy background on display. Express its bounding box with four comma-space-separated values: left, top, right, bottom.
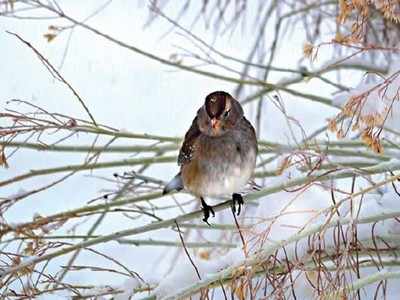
1, 1, 400, 299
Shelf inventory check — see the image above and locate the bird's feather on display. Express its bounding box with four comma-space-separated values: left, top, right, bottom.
163, 172, 183, 195
178, 116, 201, 166
242, 116, 256, 140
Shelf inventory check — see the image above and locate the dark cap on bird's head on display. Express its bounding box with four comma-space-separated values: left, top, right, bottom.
205, 91, 232, 118
198, 90, 243, 137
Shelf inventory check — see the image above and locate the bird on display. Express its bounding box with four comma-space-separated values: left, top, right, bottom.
163, 91, 258, 224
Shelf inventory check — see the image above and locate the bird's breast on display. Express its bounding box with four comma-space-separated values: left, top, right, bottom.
182, 132, 256, 197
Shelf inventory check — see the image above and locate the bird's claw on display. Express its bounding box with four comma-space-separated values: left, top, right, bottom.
201, 198, 215, 226
232, 193, 244, 216
202, 217, 211, 226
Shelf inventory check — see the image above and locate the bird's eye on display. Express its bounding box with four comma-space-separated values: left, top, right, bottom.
223, 109, 230, 119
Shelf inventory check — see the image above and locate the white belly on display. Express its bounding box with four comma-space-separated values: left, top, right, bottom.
199, 149, 256, 197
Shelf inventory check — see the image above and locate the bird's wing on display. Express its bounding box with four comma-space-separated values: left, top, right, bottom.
241, 116, 258, 153
242, 116, 256, 138
178, 116, 201, 166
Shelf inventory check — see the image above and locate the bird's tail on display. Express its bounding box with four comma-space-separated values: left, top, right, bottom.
163, 172, 184, 195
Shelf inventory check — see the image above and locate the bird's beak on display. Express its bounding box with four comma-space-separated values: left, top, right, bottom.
211, 118, 219, 129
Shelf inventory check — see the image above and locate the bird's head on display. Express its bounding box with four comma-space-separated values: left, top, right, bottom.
197, 91, 244, 137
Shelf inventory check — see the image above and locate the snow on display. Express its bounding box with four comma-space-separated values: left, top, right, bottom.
6, 188, 28, 200
114, 277, 141, 300
333, 62, 400, 133
154, 248, 244, 298
112, 271, 161, 299
2, 2, 400, 299
6, 222, 23, 229
77, 286, 112, 299
153, 160, 400, 298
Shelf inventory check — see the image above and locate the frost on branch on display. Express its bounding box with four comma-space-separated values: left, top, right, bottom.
331, 62, 400, 153
153, 162, 400, 299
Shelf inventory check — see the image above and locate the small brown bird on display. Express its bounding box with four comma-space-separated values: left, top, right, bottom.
163, 91, 257, 224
